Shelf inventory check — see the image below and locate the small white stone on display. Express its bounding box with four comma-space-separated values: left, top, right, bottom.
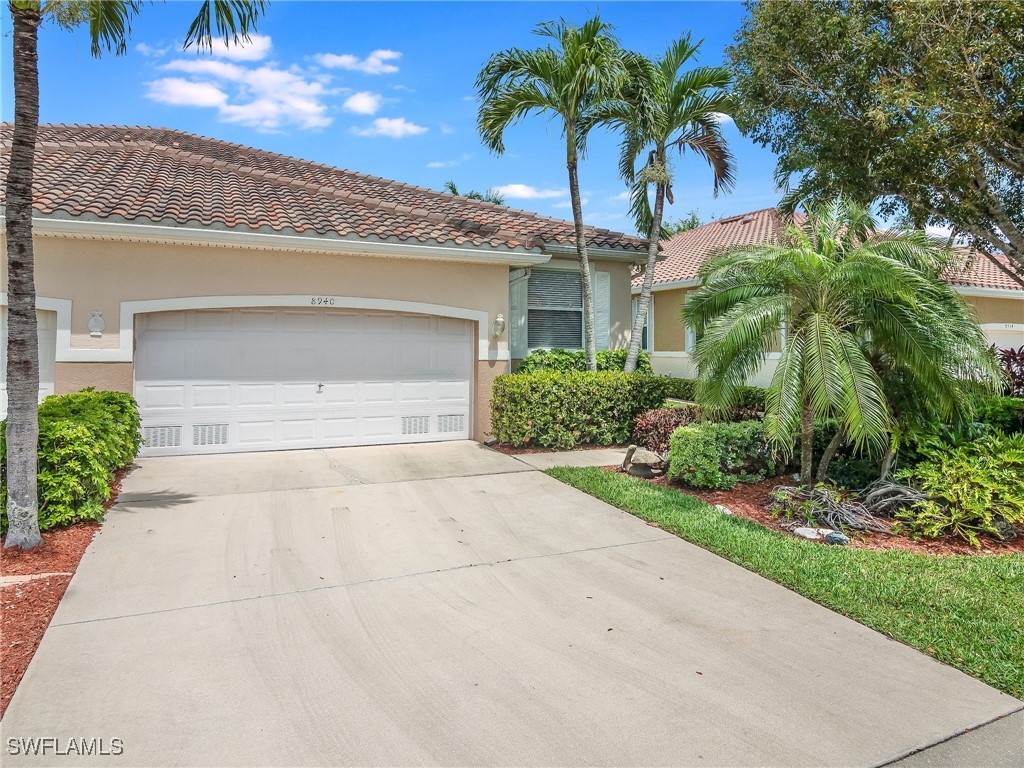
714, 504, 734, 515
792, 527, 822, 540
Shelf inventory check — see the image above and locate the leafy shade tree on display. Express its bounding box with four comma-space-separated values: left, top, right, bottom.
477, 16, 641, 371
728, 0, 1024, 287
442, 180, 505, 206
683, 199, 1001, 485
662, 210, 705, 236
613, 34, 736, 373
4, 0, 265, 550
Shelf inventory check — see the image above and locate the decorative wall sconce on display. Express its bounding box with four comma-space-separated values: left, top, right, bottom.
88, 311, 105, 337
492, 314, 506, 338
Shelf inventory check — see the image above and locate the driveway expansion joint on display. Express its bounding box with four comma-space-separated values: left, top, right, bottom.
871, 706, 1024, 767
50, 535, 676, 629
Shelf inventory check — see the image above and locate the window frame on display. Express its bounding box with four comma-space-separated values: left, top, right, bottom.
631, 295, 653, 352
526, 267, 585, 351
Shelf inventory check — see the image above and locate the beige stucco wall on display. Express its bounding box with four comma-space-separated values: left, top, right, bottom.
653, 287, 689, 353
2, 236, 513, 442
963, 295, 1024, 324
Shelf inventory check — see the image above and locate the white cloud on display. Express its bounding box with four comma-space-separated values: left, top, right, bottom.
439, 123, 455, 135
493, 184, 567, 200
426, 153, 471, 169
342, 91, 383, 115
149, 58, 332, 131
136, 42, 171, 58
712, 113, 734, 125
204, 33, 273, 62
315, 49, 401, 75
146, 78, 228, 108
353, 117, 427, 138
610, 190, 632, 202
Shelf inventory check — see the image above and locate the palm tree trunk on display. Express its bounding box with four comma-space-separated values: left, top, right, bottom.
799, 402, 814, 486
566, 139, 597, 371
624, 179, 666, 373
4, 3, 42, 550
815, 428, 844, 485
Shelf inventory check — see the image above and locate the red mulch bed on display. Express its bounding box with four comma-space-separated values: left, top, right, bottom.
0, 468, 127, 718
608, 469, 1024, 556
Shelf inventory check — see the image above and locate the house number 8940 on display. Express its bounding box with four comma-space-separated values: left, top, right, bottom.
310, 297, 336, 306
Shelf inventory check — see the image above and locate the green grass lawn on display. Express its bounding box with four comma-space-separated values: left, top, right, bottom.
546, 466, 1024, 699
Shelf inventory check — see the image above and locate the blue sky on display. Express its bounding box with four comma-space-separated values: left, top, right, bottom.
1, 1, 783, 235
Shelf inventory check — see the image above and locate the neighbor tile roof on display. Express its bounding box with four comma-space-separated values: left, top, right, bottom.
0, 123, 647, 256
638, 207, 1022, 292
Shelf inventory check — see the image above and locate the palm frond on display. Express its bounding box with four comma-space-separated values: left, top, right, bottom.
184, 0, 266, 52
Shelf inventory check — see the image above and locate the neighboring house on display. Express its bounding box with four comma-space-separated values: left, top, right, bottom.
632, 208, 1024, 385
0, 124, 647, 455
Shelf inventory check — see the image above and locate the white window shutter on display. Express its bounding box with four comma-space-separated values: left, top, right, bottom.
509, 278, 528, 358
595, 271, 611, 351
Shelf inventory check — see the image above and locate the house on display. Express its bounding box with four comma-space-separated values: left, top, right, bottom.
632, 208, 1024, 385
0, 124, 648, 455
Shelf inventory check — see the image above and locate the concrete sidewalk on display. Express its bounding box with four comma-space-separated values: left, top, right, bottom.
3, 441, 1020, 766
510, 446, 628, 469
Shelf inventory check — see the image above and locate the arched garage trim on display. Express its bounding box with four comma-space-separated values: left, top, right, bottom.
36, 295, 504, 363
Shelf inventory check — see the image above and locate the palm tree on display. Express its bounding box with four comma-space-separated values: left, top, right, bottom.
476, 16, 640, 371
614, 35, 736, 373
442, 180, 506, 206
683, 199, 1001, 485
4, 0, 265, 550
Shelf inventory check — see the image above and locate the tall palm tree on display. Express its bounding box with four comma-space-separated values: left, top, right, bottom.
615, 34, 736, 373
683, 199, 1001, 484
476, 16, 640, 371
4, 0, 265, 550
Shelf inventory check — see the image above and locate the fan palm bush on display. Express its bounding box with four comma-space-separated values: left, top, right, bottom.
683, 199, 1001, 484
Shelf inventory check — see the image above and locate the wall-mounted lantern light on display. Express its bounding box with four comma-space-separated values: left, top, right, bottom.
88, 311, 105, 337
492, 313, 506, 338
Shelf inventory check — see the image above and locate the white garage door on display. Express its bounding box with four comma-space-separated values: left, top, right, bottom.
135, 308, 473, 456
1, 309, 57, 418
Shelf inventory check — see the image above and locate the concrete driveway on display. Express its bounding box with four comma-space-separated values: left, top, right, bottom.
3, 442, 1021, 766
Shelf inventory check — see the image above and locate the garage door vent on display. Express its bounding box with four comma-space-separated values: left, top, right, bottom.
438, 414, 465, 434
143, 425, 182, 449
193, 423, 229, 446
401, 415, 430, 435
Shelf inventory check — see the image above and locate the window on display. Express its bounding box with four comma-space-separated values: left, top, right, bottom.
685, 322, 696, 352
528, 269, 583, 349
632, 297, 652, 351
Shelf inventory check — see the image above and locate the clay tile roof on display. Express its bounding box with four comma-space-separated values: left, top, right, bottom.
0, 123, 648, 256
638, 207, 1022, 292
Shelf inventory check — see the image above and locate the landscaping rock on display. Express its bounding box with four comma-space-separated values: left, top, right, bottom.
714, 504, 735, 516
793, 527, 823, 540
824, 531, 851, 546
622, 445, 667, 478
793, 527, 850, 544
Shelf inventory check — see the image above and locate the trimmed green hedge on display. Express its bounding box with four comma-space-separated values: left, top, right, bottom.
667, 419, 781, 489
516, 348, 653, 374
491, 372, 669, 449
661, 376, 768, 411
1, 389, 142, 533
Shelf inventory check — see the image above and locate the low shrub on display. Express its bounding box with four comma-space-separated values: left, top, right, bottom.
490, 372, 668, 449
660, 377, 697, 401
660, 376, 768, 411
516, 348, 653, 374
895, 432, 1024, 546
1, 389, 142, 533
972, 395, 1024, 434
632, 406, 701, 454
667, 419, 780, 490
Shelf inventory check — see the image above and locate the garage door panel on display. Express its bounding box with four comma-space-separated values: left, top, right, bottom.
136, 308, 473, 455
